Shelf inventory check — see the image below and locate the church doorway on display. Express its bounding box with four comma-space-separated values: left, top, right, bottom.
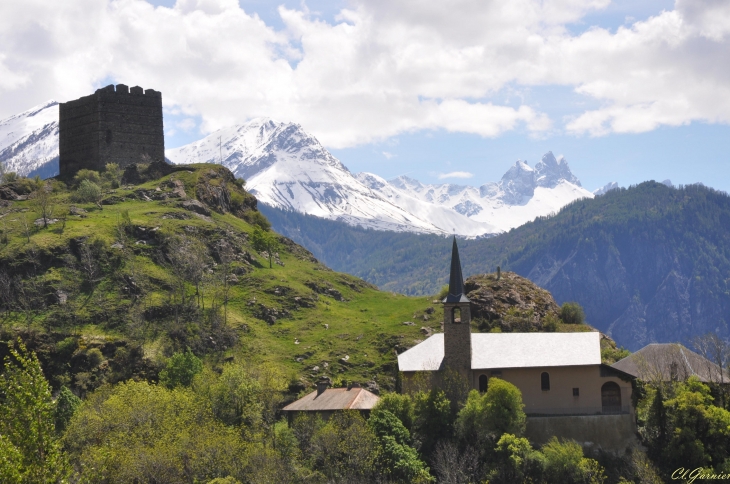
601, 382, 621, 414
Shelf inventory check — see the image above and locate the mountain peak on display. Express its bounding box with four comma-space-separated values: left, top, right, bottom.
534, 151, 581, 188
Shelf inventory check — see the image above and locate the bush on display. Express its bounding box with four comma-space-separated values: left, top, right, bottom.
541, 437, 606, 484
72, 179, 102, 204
159, 347, 203, 389
73, 169, 101, 186
560, 302, 586, 325
456, 378, 526, 443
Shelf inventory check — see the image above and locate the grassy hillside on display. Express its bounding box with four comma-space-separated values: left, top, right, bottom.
0, 163, 436, 397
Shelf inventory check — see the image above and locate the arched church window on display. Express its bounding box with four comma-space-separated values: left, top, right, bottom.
479, 374, 488, 393
541, 372, 550, 391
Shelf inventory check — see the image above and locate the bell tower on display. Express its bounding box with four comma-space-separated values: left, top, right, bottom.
442, 236, 472, 376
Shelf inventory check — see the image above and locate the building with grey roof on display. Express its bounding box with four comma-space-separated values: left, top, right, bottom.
612, 343, 729, 384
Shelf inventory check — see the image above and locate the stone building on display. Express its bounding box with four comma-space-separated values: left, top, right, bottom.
398, 237, 638, 451
59, 84, 164, 178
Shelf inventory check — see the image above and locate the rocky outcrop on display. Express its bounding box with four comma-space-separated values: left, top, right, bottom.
464, 272, 561, 332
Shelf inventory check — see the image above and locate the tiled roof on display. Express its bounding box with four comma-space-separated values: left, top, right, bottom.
612, 343, 729, 383
282, 387, 380, 412
397, 332, 601, 372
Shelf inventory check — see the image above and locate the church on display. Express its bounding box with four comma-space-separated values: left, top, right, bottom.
398, 238, 638, 450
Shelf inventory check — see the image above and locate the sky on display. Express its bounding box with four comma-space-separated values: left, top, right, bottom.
1, 0, 729, 192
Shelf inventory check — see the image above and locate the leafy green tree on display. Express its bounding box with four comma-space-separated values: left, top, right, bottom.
368, 409, 432, 483
413, 389, 453, 458
456, 378, 526, 446
251, 226, 280, 268
0, 433, 23, 483
541, 437, 607, 484
659, 377, 730, 473
488, 433, 545, 484
308, 411, 376, 482
0, 340, 69, 482
103, 163, 123, 188
560, 302, 586, 325
159, 347, 203, 389
373, 392, 414, 431
54, 386, 81, 434
63, 380, 245, 483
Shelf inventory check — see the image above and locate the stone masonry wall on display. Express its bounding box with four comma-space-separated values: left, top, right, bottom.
443, 302, 472, 375
59, 84, 164, 178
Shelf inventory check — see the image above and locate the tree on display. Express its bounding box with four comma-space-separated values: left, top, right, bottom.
103, 163, 123, 188
373, 392, 414, 431
63, 380, 245, 483
368, 408, 433, 483
487, 433, 545, 484
541, 437, 607, 484
251, 226, 280, 268
54, 386, 82, 434
159, 348, 203, 389
30, 181, 55, 229
456, 378, 526, 445
0, 340, 69, 482
413, 389, 453, 458
560, 302, 586, 325
692, 332, 729, 407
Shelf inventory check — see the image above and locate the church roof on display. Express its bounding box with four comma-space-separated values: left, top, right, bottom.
282, 387, 380, 412
397, 332, 601, 372
443, 236, 469, 303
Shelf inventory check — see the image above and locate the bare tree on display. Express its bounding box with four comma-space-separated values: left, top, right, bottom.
166, 234, 209, 323
31, 181, 55, 228
432, 440, 482, 484
78, 242, 102, 288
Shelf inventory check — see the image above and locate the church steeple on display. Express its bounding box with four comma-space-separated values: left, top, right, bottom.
442, 236, 472, 375
444, 236, 470, 304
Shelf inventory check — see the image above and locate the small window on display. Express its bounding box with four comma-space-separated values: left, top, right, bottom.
541, 372, 550, 391
573, 388, 579, 397
490, 370, 502, 378
479, 374, 488, 393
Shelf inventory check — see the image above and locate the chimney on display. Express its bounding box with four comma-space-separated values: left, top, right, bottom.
316, 379, 329, 396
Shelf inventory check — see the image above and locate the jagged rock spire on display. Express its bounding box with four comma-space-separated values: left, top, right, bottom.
444, 236, 470, 303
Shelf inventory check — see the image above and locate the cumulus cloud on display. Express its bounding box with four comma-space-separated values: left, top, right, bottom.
438, 171, 474, 179
0, 0, 729, 146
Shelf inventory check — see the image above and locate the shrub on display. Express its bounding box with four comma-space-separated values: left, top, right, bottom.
73, 169, 101, 186
543, 313, 559, 332
72, 179, 102, 204
159, 347, 203, 389
560, 302, 585, 325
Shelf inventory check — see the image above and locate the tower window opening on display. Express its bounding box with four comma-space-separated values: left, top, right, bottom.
452, 307, 461, 323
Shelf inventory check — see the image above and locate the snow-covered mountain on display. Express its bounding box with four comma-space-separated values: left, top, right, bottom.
593, 181, 619, 196
166, 118, 496, 236
359, 152, 594, 233
167, 118, 592, 236
0, 101, 59, 178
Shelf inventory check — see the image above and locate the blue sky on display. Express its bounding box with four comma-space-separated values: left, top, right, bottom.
1, 0, 729, 192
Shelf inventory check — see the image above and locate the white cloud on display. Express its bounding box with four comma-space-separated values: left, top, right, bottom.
438, 171, 474, 179
382, 151, 395, 159
0, 0, 729, 146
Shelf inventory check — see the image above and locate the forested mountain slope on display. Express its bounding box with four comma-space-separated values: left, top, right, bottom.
263, 182, 730, 350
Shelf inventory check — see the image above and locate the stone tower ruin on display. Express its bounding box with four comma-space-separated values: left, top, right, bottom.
59, 84, 164, 178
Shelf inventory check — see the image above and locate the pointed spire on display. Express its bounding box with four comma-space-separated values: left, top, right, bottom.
444, 236, 470, 303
